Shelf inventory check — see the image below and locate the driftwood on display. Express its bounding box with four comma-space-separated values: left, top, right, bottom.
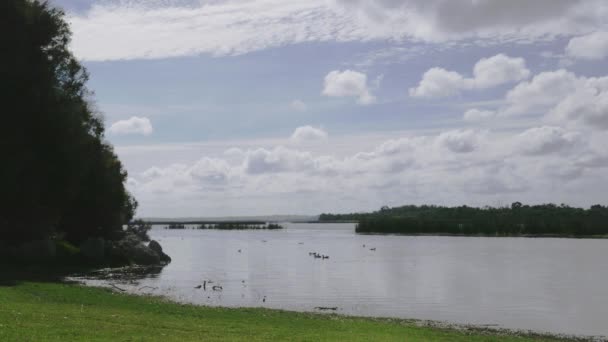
109, 283, 126, 292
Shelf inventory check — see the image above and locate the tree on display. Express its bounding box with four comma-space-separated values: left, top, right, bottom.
0, 0, 136, 243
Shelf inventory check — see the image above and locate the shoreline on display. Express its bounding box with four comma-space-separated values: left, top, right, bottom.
85, 282, 600, 341
0, 280, 597, 341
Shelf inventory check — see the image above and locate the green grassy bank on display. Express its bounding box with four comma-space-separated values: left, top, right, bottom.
0, 281, 575, 341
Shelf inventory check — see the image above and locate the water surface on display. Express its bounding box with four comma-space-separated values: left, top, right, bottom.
76, 223, 608, 337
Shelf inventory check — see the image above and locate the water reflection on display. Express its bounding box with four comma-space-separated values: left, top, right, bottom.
72, 223, 608, 338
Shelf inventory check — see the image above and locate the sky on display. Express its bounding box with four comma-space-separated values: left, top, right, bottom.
49, 0, 608, 217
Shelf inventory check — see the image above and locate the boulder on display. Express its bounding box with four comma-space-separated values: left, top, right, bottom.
130, 243, 161, 265
148, 240, 171, 263
108, 234, 171, 266
80, 238, 105, 261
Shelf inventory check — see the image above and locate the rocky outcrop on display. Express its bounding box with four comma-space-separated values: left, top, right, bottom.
148, 240, 171, 263
110, 234, 171, 266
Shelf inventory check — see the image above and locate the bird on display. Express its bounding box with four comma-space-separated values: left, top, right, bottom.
238, 249, 242, 253
194, 285, 202, 289
212, 285, 223, 291
262, 296, 266, 303
370, 248, 376, 251
322, 255, 329, 259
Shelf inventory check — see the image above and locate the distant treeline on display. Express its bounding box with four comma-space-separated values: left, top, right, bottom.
165, 222, 283, 230
321, 203, 608, 237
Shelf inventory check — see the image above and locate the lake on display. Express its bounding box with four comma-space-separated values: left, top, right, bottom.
75, 223, 608, 338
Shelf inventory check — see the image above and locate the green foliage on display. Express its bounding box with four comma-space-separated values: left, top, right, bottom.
0, 0, 136, 243
55, 240, 80, 262
346, 204, 608, 236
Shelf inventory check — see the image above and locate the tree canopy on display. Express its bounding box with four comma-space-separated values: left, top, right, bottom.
321, 204, 608, 237
0, 0, 136, 243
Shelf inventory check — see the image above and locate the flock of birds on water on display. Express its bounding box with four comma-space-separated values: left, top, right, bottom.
189, 240, 377, 307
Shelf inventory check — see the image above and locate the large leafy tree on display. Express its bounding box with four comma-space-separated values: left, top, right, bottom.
0, 0, 136, 243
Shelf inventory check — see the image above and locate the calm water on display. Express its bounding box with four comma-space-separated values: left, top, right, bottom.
77, 223, 608, 337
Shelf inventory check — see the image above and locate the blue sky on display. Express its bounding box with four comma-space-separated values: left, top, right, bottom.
50, 0, 608, 217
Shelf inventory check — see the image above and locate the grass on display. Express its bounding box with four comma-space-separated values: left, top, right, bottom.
0, 281, 577, 342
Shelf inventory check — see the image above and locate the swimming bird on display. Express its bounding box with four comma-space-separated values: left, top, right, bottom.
370, 248, 376, 251
322, 255, 329, 259
212, 285, 223, 291
194, 285, 202, 289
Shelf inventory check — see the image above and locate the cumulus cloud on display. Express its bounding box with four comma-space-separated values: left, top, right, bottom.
409, 54, 529, 98
566, 31, 608, 60
502, 69, 579, 116
322, 70, 376, 104
550, 84, 608, 129
436, 129, 482, 153
64, 0, 608, 61
290, 126, 328, 143
515, 126, 581, 155
479, 69, 608, 130
409, 67, 466, 98
126, 125, 608, 216
109, 116, 153, 135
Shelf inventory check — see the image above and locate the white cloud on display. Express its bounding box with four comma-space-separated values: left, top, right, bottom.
290, 126, 328, 143
483, 69, 608, 130
65, 0, 608, 61
566, 31, 608, 60
472, 54, 530, 88
515, 126, 581, 155
322, 70, 376, 105
409, 67, 466, 98
125, 126, 608, 217
549, 84, 608, 129
503, 70, 579, 115
243, 146, 317, 175
464, 109, 495, 122
436, 129, 482, 153
410, 54, 529, 98
290, 99, 307, 112
109, 116, 153, 136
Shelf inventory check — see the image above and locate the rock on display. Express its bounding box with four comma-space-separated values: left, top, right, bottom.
148, 240, 171, 263
80, 238, 105, 261
148, 240, 162, 254
109, 234, 170, 266
130, 243, 161, 265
